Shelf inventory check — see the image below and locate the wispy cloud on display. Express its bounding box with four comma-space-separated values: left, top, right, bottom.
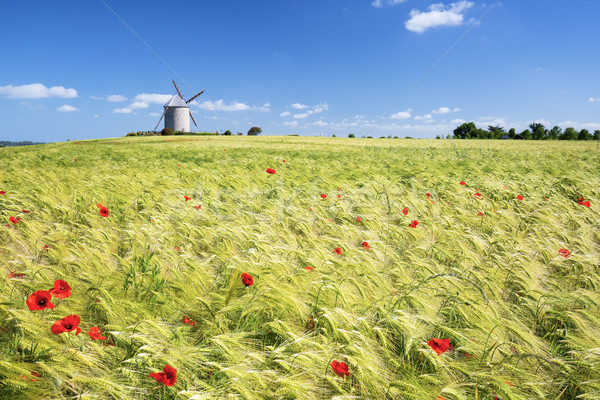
134, 93, 172, 104
196, 99, 251, 111
287, 103, 330, 119
405, 1, 474, 33
431, 106, 460, 114
372, 0, 407, 7
0, 83, 77, 99
280, 111, 291, 117
414, 114, 433, 120
390, 109, 411, 119
107, 94, 127, 102
113, 107, 133, 114
291, 103, 308, 110
56, 104, 79, 112
589, 97, 600, 102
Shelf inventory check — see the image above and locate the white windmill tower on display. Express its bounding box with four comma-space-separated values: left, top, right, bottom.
154, 80, 204, 132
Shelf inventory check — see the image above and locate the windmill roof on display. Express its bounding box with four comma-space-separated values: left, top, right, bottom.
164, 95, 188, 108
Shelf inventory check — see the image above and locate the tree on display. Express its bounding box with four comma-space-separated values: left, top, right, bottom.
559, 127, 578, 140
223, 130, 232, 135
548, 126, 561, 140
529, 122, 546, 140
348, 133, 355, 138
453, 122, 476, 139
578, 129, 592, 140
508, 128, 516, 139
593, 130, 600, 141
247, 126, 262, 136
520, 129, 532, 140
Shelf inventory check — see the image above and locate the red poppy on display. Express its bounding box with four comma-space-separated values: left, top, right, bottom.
334, 247, 342, 255
97, 205, 109, 217
304, 265, 314, 271
330, 360, 349, 377
26, 290, 55, 311
320, 194, 327, 199
474, 192, 482, 198
408, 220, 418, 228
517, 195, 523, 201
427, 338, 451, 355
22, 210, 30, 213
241, 272, 254, 287
402, 208, 408, 216
505, 381, 514, 387
266, 168, 276, 174
362, 241, 370, 250
9, 216, 18, 225
558, 248, 570, 258
338, 194, 341, 199
149, 364, 177, 386
49, 279, 72, 299
51, 315, 81, 335
74, 158, 78, 162
577, 198, 591, 207
356, 216, 361, 222
436, 397, 445, 400
87, 327, 106, 340
182, 315, 197, 326
8, 271, 23, 279
282, 160, 286, 163
43, 244, 49, 250
426, 193, 432, 198
0, 190, 5, 195
184, 195, 191, 201
194, 204, 201, 209
459, 181, 466, 186
478, 212, 484, 216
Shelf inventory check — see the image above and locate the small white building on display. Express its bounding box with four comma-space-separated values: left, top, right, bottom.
164, 95, 190, 132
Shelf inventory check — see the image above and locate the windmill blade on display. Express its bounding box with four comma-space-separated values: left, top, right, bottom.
186, 89, 205, 104
172, 80, 184, 99
189, 110, 198, 127
153, 108, 167, 131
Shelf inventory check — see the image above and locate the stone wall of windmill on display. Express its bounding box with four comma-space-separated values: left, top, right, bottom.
165, 105, 190, 132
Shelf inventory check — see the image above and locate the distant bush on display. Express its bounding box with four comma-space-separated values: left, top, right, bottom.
174, 131, 186, 135
223, 130, 232, 136
247, 126, 262, 136
348, 133, 355, 138
161, 128, 174, 136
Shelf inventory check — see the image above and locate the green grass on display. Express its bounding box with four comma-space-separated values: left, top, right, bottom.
1, 136, 599, 399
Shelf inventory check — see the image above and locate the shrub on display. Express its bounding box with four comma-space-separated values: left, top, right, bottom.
247, 126, 262, 136
161, 128, 174, 136
348, 133, 355, 138
223, 130, 232, 136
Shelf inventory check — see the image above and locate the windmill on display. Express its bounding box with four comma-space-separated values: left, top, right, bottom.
153, 80, 204, 132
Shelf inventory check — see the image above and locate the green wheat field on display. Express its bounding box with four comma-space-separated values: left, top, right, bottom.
1, 136, 599, 399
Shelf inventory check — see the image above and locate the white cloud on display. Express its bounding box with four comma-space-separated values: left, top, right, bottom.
294, 113, 310, 119
114, 107, 133, 114
56, 104, 79, 112
588, 97, 600, 102
107, 94, 127, 102
148, 112, 161, 117
313, 103, 329, 113
258, 102, 271, 112
431, 106, 451, 114
196, 99, 251, 111
133, 93, 172, 104
372, 0, 407, 7
451, 118, 466, 124
280, 111, 291, 117
286, 102, 329, 118
313, 120, 329, 127
130, 101, 149, 109
405, 1, 474, 33
0, 83, 77, 99
390, 109, 411, 119
284, 120, 298, 128
93, 114, 100, 118
414, 113, 433, 120
291, 103, 308, 110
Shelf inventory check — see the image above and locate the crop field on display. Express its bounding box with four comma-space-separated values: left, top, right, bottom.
0, 136, 599, 399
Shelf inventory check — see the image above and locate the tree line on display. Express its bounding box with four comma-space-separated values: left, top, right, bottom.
447, 122, 600, 140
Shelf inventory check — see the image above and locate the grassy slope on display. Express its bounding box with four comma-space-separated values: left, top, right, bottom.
0, 136, 599, 399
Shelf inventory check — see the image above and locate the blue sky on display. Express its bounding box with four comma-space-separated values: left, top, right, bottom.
1, 1, 599, 142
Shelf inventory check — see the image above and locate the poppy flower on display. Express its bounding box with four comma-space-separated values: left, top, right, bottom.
459, 181, 466, 186
9, 216, 18, 225
87, 327, 106, 340
43, 244, 49, 250
194, 204, 201, 209
362, 241, 370, 250
51, 315, 81, 335
356, 216, 361, 222
304, 265, 314, 271
402, 208, 408, 216
427, 338, 451, 356
408, 220, 418, 228
330, 360, 349, 377
74, 159, 78, 162
184, 195, 191, 201
320, 194, 327, 199
338, 194, 341, 199
334, 247, 342, 255
517, 195, 523, 201
426, 193, 432, 198
282, 160, 286, 163
266, 168, 276, 174
149, 364, 177, 386
49, 279, 72, 299
436, 397, 446, 400
182, 316, 197, 326
241, 272, 254, 287
558, 248, 570, 258
22, 210, 30, 213
8, 271, 23, 279
0, 190, 5, 195
26, 290, 55, 311
96, 204, 109, 217
478, 212, 485, 216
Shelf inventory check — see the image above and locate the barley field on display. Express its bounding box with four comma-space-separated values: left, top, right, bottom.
1, 136, 599, 399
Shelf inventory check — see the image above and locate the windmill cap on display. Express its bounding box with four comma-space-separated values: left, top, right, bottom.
164, 95, 189, 108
